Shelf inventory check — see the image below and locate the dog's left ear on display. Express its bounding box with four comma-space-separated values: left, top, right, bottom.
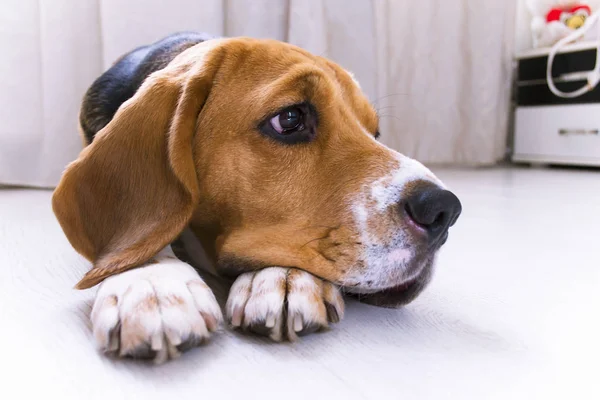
53, 42, 225, 289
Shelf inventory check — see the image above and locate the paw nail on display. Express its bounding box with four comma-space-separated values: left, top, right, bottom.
153, 345, 168, 365
202, 312, 218, 332
107, 327, 120, 352
326, 303, 340, 323
232, 305, 243, 327
151, 334, 163, 351
167, 341, 181, 360
293, 314, 303, 332
167, 332, 182, 346
265, 313, 276, 328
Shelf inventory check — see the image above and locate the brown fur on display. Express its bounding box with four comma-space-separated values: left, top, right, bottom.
52, 37, 394, 290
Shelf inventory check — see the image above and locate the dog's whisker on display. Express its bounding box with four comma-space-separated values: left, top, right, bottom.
378, 114, 404, 124
375, 105, 399, 114
371, 92, 410, 108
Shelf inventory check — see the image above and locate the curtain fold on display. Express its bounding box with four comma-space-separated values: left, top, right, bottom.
372, 0, 516, 165
0, 0, 516, 188
0, 0, 102, 188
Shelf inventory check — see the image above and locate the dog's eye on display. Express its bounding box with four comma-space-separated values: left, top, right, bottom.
269, 108, 303, 134
259, 103, 317, 145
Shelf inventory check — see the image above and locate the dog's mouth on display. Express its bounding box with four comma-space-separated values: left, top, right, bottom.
345, 257, 435, 308
350, 278, 422, 308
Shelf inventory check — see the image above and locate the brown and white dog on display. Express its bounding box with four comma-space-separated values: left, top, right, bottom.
52, 32, 462, 363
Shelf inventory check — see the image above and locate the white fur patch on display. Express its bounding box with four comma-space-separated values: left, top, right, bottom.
344, 69, 362, 89
226, 268, 344, 341
91, 246, 222, 363
346, 124, 445, 292
370, 153, 444, 211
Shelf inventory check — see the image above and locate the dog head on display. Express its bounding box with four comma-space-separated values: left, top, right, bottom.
53, 37, 461, 307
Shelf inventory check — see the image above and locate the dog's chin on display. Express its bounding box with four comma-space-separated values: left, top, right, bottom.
347, 260, 435, 308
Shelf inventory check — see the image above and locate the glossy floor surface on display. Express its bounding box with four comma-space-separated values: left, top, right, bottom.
1, 167, 598, 399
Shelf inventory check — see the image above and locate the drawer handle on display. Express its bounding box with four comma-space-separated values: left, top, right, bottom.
558, 129, 599, 136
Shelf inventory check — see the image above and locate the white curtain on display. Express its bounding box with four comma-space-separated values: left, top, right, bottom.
0, 0, 516, 188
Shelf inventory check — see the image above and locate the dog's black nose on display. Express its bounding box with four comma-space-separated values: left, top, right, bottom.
404, 187, 462, 244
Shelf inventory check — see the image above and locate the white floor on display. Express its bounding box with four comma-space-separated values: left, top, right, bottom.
1, 167, 599, 400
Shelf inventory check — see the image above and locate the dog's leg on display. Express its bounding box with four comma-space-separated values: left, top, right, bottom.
90, 246, 222, 363
226, 268, 345, 341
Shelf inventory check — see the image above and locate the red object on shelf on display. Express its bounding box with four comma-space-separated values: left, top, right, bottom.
546, 4, 591, 23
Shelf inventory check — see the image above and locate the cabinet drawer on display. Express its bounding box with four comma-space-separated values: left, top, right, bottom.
513, 105, 600, 165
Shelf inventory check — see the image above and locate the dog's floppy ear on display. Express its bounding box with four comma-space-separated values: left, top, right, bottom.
53, 42, 225, 289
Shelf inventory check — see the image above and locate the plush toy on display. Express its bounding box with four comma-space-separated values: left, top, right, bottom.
527, 0, 597, 47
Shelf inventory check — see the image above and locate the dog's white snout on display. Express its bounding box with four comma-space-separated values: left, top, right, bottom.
346, 147, 447, 292
370, 153, 443, 212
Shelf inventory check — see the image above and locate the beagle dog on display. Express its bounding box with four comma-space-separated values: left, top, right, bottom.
52, 32, 462, 363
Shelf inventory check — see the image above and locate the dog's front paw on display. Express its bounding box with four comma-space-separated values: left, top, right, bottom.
91, 260, 222, 363
225, 267, 344, 341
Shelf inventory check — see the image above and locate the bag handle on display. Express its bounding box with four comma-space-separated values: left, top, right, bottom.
546, 12, 600, 99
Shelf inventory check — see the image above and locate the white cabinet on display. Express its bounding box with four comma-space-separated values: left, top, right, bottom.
514, 104, 600, 166
513, 42, 600, 166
